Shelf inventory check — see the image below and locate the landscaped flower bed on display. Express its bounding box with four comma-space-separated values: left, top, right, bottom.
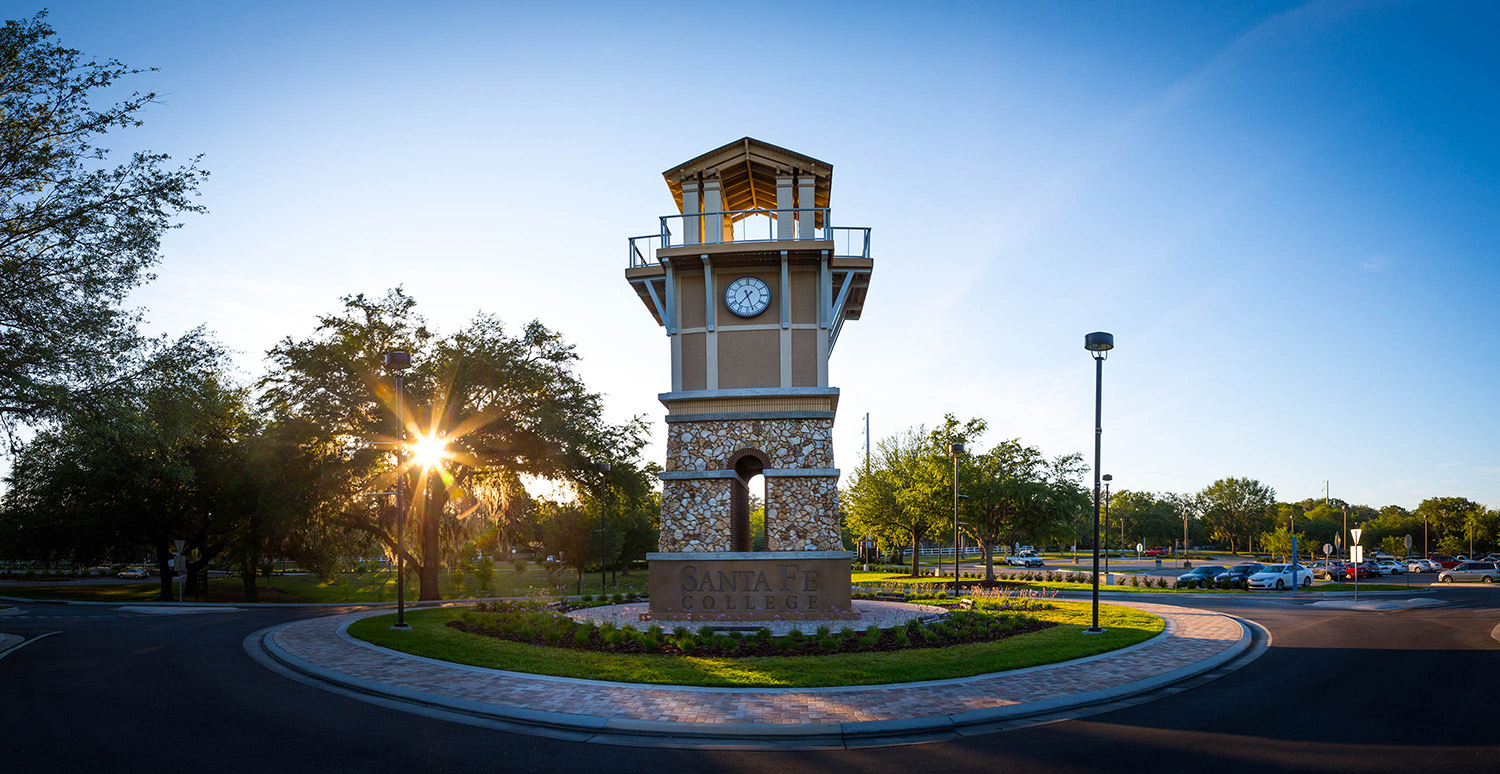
448, 599, 1054, 657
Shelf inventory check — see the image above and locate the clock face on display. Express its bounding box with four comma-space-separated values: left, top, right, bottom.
723, 276, 771, 318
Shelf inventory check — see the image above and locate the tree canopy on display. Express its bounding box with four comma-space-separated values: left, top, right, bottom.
257, 288, 650, 600
0, 12, 206, 439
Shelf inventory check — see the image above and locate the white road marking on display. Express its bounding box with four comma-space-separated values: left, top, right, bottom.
118, 605, 241, 615
0, 631, 58, 661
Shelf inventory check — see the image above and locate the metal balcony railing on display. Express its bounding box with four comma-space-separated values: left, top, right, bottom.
627, 208, 870, 267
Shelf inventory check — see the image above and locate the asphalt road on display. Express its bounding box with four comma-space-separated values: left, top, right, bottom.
2, 588, 1497, 773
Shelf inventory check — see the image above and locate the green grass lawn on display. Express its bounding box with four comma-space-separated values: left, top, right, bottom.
347, 600, 1164, 688
0, 566, 647, 604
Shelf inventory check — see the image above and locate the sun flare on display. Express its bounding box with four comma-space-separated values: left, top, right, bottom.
411, 434, 449, 469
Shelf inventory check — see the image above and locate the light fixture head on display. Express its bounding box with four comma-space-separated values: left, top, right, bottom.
1084, 332, 1114, 353
1102, 474, 1112, 482
950, 442, 965, 455
598, 461, 611, 474
383, 351, 412, 371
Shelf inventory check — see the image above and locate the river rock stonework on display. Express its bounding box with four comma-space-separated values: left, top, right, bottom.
665, 418, 833, 471
659, 478, 731, 552
765, 475, 842, 551
660, 416, 841, 553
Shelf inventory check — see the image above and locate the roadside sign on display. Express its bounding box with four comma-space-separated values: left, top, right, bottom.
1351, 546, 1364, 563
174, 555, 186, 573
1135, 543, 1144, 553
1350, 528, 1363, 544
1404, 534, 1413, 549
1323, 543, 1332, 556
174, 539, 185, 552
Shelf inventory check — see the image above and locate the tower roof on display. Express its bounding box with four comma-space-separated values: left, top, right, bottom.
662, 137, 832, 218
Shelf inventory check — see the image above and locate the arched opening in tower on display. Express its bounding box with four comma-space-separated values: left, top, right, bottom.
730, 451, 766, 552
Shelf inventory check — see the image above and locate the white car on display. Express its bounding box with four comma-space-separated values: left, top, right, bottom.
1005, 552, 1044, 567
1247, 563, 1313, 590
116, 567, 148, 579
1407, 558, 1439, 573
1375, 560, 1405, 575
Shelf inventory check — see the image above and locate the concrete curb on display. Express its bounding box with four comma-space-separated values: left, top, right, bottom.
248, 605, 1257, 748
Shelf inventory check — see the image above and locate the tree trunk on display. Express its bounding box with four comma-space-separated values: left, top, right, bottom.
910, 533, 921, 577
184, 561, 198, 599
983, 543, 995, 581
418, 482, 443, 601
241, 555, 259, 603
155, 541, 172, 602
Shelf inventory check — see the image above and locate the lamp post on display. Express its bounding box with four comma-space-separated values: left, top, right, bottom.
383, 350, 412, 631
1084, 331, 1114, 634
597, 461, 611, 595
1102, 474, 1112, 575
950, 442, 965, 592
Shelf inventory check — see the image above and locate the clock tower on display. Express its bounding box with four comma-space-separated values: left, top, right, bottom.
624, 138, 872, 620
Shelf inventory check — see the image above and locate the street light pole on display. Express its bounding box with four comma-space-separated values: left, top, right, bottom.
1084, 331, 1114, 634
950, 443, 965, 593
384, 350, 412, 631
598, 461, 611, 595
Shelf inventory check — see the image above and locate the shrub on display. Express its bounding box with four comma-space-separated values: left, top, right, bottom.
581, 594, 593, 602
572, 628, 591, 646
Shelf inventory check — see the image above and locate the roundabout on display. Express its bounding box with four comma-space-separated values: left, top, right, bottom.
246, 599, 1254, 748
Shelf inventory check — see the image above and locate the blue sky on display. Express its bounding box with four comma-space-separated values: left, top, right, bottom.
31, 0, 1500, 509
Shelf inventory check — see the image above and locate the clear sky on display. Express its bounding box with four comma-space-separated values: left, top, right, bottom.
32, 0, 1500, 510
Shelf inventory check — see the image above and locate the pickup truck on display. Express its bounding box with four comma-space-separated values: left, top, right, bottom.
1005, 552, 1045, 567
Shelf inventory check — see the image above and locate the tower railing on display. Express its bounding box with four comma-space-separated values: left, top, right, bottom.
628, 208, 869, 267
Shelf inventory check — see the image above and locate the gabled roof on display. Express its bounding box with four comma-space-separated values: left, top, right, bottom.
662, 137, 832, 220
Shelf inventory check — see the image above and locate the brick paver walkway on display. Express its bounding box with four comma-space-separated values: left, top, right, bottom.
265, 601, 1243, 727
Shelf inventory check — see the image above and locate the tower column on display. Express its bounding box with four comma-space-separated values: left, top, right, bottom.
681, 179, 701, 245
776, 174, 795, 239
703, 179, 723, 244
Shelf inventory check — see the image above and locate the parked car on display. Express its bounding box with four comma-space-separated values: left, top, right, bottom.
1431, 555, 1461, 569
1375, 559, 1406, 575
116, 567, 148, 579
1176, 565, 1227, 589
1309, 559, 1345, 580
1214, 563, 1266, 589
1248, 563, 1313, 590
1438, 561, 1499, 584
1407, 558, 1440, 573
1143, 547, 1169, 557
1341, 561, 1374, 579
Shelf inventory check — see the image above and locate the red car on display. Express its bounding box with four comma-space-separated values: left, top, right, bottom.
1342, 562, 1374, 579
1143, 547, 1169, 557
1431, 555, 1461, 569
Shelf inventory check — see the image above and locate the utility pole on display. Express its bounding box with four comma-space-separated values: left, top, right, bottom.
864, 412, 871, 466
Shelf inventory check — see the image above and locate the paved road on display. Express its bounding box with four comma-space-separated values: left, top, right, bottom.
2, 588, 1497, 772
